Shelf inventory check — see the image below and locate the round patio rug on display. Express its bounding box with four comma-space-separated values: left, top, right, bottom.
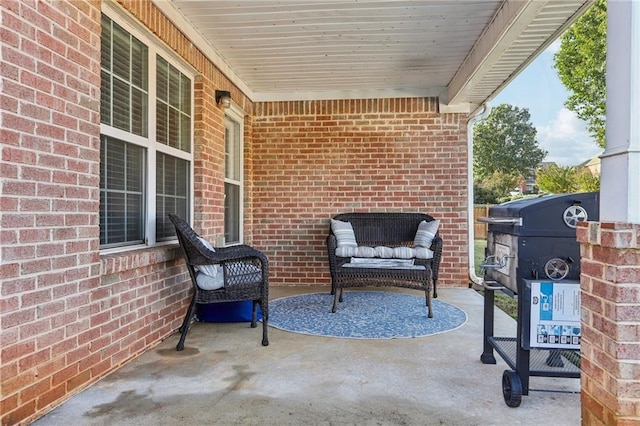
266, 291, 467, 339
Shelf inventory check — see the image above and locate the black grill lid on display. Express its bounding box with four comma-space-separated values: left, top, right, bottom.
485, 192, 599, 237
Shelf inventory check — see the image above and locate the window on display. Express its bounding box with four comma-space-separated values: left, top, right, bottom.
224, 114, 243, 244
100, 12, 193, 249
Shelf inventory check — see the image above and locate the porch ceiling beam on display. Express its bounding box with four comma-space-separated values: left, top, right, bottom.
444, 0, 548, 107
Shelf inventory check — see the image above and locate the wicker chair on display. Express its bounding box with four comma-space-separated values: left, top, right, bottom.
168, 214, 269, 351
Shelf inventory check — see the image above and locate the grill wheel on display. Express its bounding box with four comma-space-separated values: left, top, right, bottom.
502, 370, 523, 407
544, 258, 570, 280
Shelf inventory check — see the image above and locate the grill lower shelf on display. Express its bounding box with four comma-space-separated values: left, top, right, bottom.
489, 336, 580, 377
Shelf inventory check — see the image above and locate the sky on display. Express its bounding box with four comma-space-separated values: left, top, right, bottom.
491, 41, 603, 167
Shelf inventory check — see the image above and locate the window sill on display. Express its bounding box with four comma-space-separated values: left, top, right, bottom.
100, 243, 181, 276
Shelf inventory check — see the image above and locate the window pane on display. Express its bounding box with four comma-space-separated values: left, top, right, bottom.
131, 38, 147, 88
101, 14, 148, 137
168, 107, 179, 149
156, 58, 168, 102
100, 16, 111, 80
156, 101, 167, 145
131, 87, 147, 137
100, 70, 111, 127
100, 135, 145, 247
168, 65, 180, 108
180, 112, 191, 152
111, 22, 130, 81
156, 153, 189, 241
156, 54, 191, 153
224, 182, 240, 244
112, 77, 130, 132
181, 74, 191, 114
225, 118, 241, 181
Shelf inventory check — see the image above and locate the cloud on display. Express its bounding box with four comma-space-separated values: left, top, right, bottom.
536, 108, 602, 166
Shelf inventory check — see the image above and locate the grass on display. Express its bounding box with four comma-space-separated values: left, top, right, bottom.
473, 239, 518, 319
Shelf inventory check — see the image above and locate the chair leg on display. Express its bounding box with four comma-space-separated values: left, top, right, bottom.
177, 297, 197, 351
251, 300, 258, 328
261, 300, 269, 346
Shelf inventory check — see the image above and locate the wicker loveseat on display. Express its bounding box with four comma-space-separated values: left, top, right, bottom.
326, 212, 443, 317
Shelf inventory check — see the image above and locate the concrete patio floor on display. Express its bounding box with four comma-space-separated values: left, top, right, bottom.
32, 287, 581, 425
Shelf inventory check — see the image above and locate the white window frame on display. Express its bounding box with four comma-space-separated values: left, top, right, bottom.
224, 106, 245, 245
100, 3, 195, 253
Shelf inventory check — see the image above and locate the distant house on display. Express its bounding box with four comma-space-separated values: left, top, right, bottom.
579, 154, 602, 175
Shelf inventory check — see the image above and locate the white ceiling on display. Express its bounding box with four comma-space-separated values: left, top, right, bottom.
154, 0, 592, 112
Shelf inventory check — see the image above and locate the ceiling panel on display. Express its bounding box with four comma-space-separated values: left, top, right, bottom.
155, 0, 593, 111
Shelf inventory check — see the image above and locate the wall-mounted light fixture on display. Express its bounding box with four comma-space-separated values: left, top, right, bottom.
215, 90, 231, 108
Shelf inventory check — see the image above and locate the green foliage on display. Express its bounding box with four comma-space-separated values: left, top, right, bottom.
474, 172, 520, 204
536, 164, 578, 193
536, 164, 600, 193
553, 0, 607, 148
473, 104, 547, 180
575, 167, 600, 192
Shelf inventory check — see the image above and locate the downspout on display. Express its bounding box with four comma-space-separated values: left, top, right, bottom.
467, 103, 492, 286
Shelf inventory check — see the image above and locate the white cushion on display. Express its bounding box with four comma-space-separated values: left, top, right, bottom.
195, 236, 218, 278
414, 220, 439, 248
335, 246, 376, 257
331, 219, 357, 248
414, 247, 434, 259
375, 246, 394, 258
336, 245, 433, 260
196, 270, 224, 290
393, 246, 414, 259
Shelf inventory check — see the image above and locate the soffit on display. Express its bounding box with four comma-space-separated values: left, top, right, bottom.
154, 0, 592, 112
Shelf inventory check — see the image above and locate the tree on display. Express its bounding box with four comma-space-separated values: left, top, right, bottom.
536, 164, 578, 193
473, 172, 520, 204
536, 164, 601, 193
473, 104, 547, 180
553, 0, 607, 148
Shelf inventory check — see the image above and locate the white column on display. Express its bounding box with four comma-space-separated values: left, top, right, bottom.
601, 0, 640, 224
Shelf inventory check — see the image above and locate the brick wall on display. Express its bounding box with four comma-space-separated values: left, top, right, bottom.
1, 1, 104, 423
252, 99, 470, 287
577, 221, 640, 425
0, 1, 240, 424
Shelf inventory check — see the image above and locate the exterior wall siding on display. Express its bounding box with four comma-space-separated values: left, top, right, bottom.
252, 99, 471, 287
577, 222, 640, 425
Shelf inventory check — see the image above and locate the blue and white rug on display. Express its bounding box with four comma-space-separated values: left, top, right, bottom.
267, 291, 467, 339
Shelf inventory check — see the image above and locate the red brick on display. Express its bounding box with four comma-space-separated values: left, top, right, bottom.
37, 383, 66, 411
51, 363, 79, 387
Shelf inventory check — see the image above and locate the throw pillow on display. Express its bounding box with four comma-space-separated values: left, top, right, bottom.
331, 219, 357, 248
195, 236, 218, 278
414, 220, 439, 248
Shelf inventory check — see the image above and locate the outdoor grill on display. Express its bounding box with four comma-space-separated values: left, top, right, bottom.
479, 192, 600, 294
479, 192, 599, 407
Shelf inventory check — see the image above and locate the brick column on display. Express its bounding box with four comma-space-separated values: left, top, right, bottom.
577, 221, 640, 425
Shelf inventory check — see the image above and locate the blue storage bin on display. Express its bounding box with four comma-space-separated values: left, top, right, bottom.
197, 301, 262, 323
